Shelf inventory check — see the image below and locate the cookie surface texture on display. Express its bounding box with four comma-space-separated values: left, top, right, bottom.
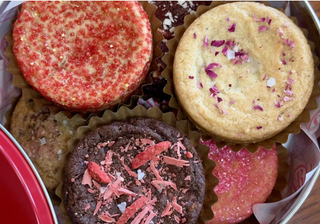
13, 1, 152, 112
173, 2, 314, 143
64, 118, 205, 224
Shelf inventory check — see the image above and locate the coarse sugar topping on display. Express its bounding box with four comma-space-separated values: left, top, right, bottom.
201, 139, 278, 224
13, 1, 152, 112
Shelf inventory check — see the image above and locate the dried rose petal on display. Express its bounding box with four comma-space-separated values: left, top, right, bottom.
193, 33, 197, 39
229, 99, 235, 105
206, 70, 217, 79
215, 103, 228, 115
215, 51, 219, 56
284, 39, 295, 49
253, 105, 264, 111
229, 84, 232, 87
251, 14, 265, 22
203, 35, 209, 48
259, 26, 269, 32
256, 126, 262, 130
284, 90, 293, 96
267, 16, 272, 25
197, 81, 203, 88
225, 40, 235, 47
189, 76, 194, 79
206, 63, 222, 70
263, 73, 267, 81
222, 46, 228, 56
209, 85, 220, 97
217, 97, 222, 103
281, 59, 287, 65
228, 23, 236, 32
211, 40, 225, 47
278, 116, 283, 121
284, 96, 294, 102
226, 17, 230, 22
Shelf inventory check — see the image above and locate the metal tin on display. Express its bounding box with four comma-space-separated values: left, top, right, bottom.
0, 1, 319, 223
0, 124, 59, 224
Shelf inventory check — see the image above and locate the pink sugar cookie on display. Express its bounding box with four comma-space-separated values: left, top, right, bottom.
201, 139, 278, 224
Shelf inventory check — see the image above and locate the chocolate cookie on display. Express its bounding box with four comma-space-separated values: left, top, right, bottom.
64, 118, 205, 224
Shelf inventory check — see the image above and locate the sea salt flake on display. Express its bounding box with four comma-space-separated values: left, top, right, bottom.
137, 169, 145, 180
117, 202, 127, 213
39, 137, 46, 145
267, 77, 276, 87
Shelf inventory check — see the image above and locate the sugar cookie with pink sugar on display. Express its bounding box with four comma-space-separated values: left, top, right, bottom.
201, 139, 278, 224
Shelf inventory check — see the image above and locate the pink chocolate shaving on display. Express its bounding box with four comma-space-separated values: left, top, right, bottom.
161, 201, 172, 217
81, 169, 92, 188
151, 180, 177, 191
98, 212, 116, 223
144, 212, 157, 224
172, 197, 183, 214
92, 180, 101, 190
94, 200, 102, 215
118, 187, 137, 196
116, 196, 147, 224
174, 215, 180, 223
105, 150, 113, 166
131, 207, 149, 224
163, 156, 190, 167
150, 160, 163, 181
121, 157, 138, 178
85, 204, 90, 211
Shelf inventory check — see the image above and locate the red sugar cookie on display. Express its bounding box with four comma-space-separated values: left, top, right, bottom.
13, 1, 152, 112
